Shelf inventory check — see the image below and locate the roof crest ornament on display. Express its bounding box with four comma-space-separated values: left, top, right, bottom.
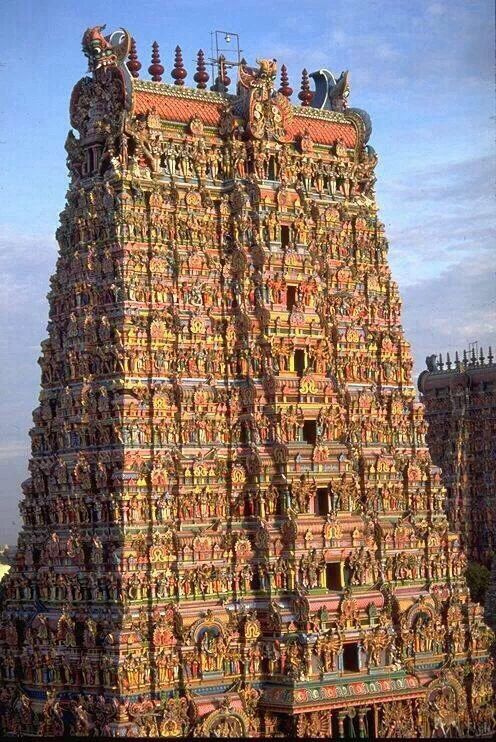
310, 69, 350, 112
82, 26, 131, 73
310, 69, 372, 143
234, 58, 293, 142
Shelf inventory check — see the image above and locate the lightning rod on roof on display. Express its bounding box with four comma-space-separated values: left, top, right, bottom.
209, 30, 242, 92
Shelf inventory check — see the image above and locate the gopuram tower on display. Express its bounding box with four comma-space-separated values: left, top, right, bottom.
0, 26, 493, 738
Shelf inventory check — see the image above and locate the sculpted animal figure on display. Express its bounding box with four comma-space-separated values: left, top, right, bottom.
81, 25, 130, 71
309, 69, 350, 112
81, 25, 115, 70
426, 354, 439, 373
309, 69, 373, 143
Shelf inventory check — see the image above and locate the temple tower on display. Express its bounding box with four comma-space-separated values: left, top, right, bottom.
418, 348, 496, 568
0, 26, 493, 738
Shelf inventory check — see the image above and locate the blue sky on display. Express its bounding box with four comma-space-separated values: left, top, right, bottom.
0, 0, 494, 542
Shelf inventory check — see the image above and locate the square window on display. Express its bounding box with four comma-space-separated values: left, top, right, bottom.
303, 420, 316, 445
325, 562, 341, 590
342, 642, 359, 672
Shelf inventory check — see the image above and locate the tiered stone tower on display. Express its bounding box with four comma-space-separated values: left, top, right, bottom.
0, 26, 493, 738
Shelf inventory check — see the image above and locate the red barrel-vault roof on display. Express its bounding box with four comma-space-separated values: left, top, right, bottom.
134, 90, 222, 127
133, 89, 357, 147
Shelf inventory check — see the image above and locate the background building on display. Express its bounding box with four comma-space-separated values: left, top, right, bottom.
418, 347, 496, 568
0, 26, 493, 739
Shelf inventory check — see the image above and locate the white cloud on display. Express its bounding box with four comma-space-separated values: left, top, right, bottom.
379, 154, 495, 286
402, 251, 496, 381
0, 227, 56, 312
0, 443, 29, 462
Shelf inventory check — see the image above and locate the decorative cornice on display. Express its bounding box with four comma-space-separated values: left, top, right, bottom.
344, 110, 366, 153
293, 105, 352, 126
133, 78, 229, 103
262, 673, 421, 709
132, 78, 354, 127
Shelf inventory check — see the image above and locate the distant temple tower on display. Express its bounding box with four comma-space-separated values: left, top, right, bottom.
0, 25, 493, 738
419, 348, 496, 567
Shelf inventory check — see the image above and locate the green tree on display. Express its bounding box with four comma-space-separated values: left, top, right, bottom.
465, 561, 491, 604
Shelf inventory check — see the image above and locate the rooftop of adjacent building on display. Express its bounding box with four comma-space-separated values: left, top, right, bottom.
418, 345, 496, 394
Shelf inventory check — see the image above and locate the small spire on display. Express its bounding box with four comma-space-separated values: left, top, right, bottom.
219, 55, 231, 88
455, 351, 460, 371
211, 55, 230, 93
127, 37, 142, 78
298, 69, 313, 106
278, 64, 293, 98
194, 49, 209, 89
438, 353, 444, 371
148, 41, 164, 82
488, 346, 493, 365
463, 349, 468, 365
171, 45, 187, 86
446, 352, 451, 370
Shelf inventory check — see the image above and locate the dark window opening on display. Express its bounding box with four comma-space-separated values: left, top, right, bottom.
325, 562, 341, 590
281, 225, 290, 248
251, 569, 260, 590
317, 487, 330, 515
303, 419, 317, 445
15, 620, 25, 646
286, 285, 297, 310
331, 714, 340, 739
342, 642, 360, 672
75, 621, 85, 648
365, 710, 375, 739
294, 349, 306, 377
268, 156, 276, 180
100, 158, 110, 176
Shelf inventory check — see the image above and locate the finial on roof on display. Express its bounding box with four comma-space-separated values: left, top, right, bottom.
171, 45, 187, 86
278, 64, 293, 98
148, 41, 164, 82
127, 37, 141, 78
298, 68, 313, 106
194, 49, 209, 89
219, 55, 231, 87
211, 54, 230, 93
